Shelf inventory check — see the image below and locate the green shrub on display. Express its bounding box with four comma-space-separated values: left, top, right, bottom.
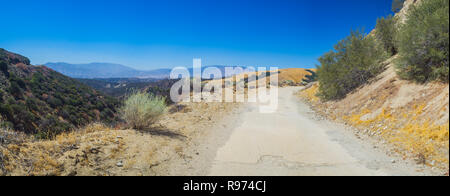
37, 115, 73, 139
317, 30, 388, 100
8, 82, 23, 98
375, 15, 398, 56
396, 0, 449, 83
120, 91, 167, 130
0, 89, 4, 102
0, 61, 8, 77
302, 70, 318, 84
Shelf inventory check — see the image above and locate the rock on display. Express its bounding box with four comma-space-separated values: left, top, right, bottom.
116, 161, 124, 167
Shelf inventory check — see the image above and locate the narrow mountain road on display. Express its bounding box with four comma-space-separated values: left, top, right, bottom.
202, 87, 430, 176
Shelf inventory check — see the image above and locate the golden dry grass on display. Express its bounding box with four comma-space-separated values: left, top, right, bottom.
277, 68, 316, 84
298, 62, 449, 171
0, 101, 239, 176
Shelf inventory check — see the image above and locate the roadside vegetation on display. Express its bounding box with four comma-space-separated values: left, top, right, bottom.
0, 49, 119, 138
120, 91, 167, 130
375, 15, 399, 56
395, 0, 449, 83
316, 30, 388, 100
300, 0, 449, 171
316, 0, 449, 101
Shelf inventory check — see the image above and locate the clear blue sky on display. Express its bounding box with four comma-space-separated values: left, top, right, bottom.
0, 0, 393, 70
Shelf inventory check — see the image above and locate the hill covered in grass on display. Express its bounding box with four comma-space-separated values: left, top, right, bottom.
0, 49, 119, 137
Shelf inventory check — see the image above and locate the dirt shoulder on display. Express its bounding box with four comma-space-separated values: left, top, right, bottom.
297, 62, 449, 175
0, 102, 241, 176
192, 87, 438, 176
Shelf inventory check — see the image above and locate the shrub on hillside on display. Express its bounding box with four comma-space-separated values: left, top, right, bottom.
317, 30, 388, 100
0, 61, 8, 77
302, 70, 318, 84
375, 15, 398, 56
120, 91, 167, 130
396, 0, 449, 83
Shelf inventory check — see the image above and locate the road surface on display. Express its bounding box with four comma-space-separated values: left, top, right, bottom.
204, 87, 428, 176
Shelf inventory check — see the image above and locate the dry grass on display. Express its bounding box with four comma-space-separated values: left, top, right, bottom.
298, 83, 320, 103
277, 68, 316, 84
343, 106, 449, 168
0, 123, 118, 176
1, 100, 239, 176
298, 61, 449, 171
209, 68, 316, 88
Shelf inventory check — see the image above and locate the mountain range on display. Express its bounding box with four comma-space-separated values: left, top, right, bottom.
45, 62, 252, 79
45, 62, 172, 79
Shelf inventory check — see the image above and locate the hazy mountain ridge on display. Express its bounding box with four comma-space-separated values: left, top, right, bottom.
45, 62, 172, 79
45, 62, 256, 79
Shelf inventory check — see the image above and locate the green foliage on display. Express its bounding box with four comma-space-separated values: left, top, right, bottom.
0, 89, 4, 102
0, 50, 120, 135
37, 114, 73, 139
0, 60, 8, 77
302, 70, 318, 84
317, 30, 388, 100
120, 91, 167, 130
392, 0, 406, 13
396, 0, 449, 83
8, 81, 23, 98
375, 15, 398, 56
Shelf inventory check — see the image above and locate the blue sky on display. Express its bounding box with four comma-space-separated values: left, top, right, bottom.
0, 0, 393, 70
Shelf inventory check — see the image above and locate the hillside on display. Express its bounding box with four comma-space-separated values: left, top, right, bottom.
299, 0, 449, 171
78, 78, 179, 104
300, 60, 449, 170
77, 78, 160, 97
0, 49, 119, 136
209, 68, 316, 88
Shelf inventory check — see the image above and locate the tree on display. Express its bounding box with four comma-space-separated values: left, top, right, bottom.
0, 61, 8, 77
396, 0, 449, 83
302, 70, 318, 83
317, 30, 388, 100
375, 15, 398, 56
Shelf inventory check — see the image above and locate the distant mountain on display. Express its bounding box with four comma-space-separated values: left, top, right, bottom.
45, 62, 250, 79
0, 49, 118, 136
45, 62, 172, 79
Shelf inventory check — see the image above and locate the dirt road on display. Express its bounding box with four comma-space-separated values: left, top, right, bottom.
181, 87, 433, 176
